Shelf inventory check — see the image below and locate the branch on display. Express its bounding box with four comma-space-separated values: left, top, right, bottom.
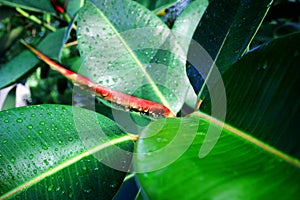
20, 40, 176, 118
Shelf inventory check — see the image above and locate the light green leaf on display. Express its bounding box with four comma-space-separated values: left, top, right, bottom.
202, 32, 300, 158
0, 28, 67, 89
135, 113, 300, 199
0, 105, 133, 199
77, 0, 191, 114
0, 0, 56, 13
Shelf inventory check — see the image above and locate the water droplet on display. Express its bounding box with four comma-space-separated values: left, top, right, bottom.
29, 154, 34, 160
16, 118, 23, 123
68, 137, 73, 141
40, 121, 45, 126
4, 119, 9, 123
33, 169, 37, 174
56, 186, 61, 191
7, 165, 12, 170
11, 156, 16, 163
31, 113, 36, 117
58, 140, 62, 145
82, 166, 87, 170
42, 144, 48, 150
27, 124, 33, 129
20, 112, 24, 115
3, 139, 8, 144
47, 185, 53, 191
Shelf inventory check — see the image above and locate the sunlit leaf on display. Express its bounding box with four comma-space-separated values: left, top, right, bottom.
135, 113, 300, 199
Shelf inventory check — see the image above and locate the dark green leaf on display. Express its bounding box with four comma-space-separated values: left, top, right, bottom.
0, 0, 56, 13
202, 33, 300, 158
0, 104, 133, 199
77, 0, 191, 114
0, 28, 67, 89
135, 113, 300, 199
194, 0, 272, 76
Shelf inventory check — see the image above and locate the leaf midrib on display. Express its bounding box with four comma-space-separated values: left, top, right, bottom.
193, 111, 300, 168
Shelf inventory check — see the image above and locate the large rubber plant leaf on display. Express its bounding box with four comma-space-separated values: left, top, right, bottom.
194, 0, 272, 99
77, 0, 191, 114
0, 104, 133, 199
0, 0, 56, 13
0, 28, 67, 89
202, 32, 300, 158
134, 113, 300, 199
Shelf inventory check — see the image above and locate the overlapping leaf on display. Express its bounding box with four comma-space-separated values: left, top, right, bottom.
77, 0, 192, 114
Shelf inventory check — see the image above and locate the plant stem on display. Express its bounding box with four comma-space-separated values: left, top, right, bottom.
20, 40, 176, 118
16, 7, 56, 32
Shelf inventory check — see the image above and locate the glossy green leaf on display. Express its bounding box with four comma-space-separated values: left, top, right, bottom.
77, 0, 191, 114
134, 0, 178, 11
67, 0, 84, 17
202, 33, 300, 158
135, 113, 300, 199
194, 0, 272, 98
171, 0, 208, 110
0, 28, 67, 89
0, 104, 133, 199
0, 0, 56, 13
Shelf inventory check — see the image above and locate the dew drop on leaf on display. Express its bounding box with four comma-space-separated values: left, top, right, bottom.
16, 118, 23, 123
7, 165, 12, 170
2, 139, 8, 144
29, 154, 34, 160
4, 119, 9, 123
33, 169, 37, 174
40, 121, 45, 126
11, 156, 16, 163
27, 124, 33, 129
47, 185, 53, 192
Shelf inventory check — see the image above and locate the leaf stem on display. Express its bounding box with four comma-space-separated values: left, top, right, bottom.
20, 40, 175, 118
16, 7, 56, 32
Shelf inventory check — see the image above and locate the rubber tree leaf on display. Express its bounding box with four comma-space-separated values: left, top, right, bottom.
67, 0, 84, 17
77, 0, 191, 114
0, 28, 67, 89
171, 0, 208, 111
134, 113, 300, 199
202, 32, 300, 158
0, 104, 133, 199
194, 0, 272, 100
0, 0, 56, 13
134, 0, 178, 11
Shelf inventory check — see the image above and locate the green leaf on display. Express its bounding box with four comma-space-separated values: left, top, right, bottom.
134, 0, 178, 11
77, 0, 191, 114
0, 28, 67, 89
0, 0, 56, 13
171, 0, 208, 110
194, 0, 272, 97
134, 113, 300, 199
67, 0, 84, 17
202, 33, 300, 158
0, 104, 133, 199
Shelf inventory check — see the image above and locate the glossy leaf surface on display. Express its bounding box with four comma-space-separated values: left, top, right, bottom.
77, 0, 191, 114
202, 33, 300, 158
135, 113, 300, 199
0, 105, 133, 199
